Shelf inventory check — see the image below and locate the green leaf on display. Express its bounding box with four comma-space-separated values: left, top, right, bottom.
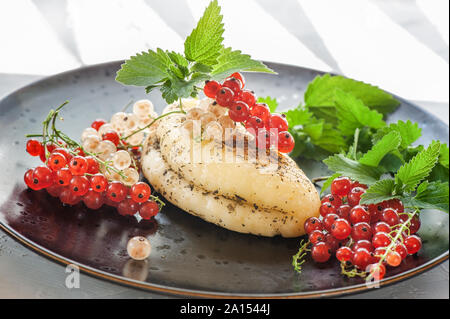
372, 120, 422, 149
395, 141, 441, 192
304, 74, 400, 115
359, 131, 402, 167
116, 49, 171, 86
404, 181, 449, 213
334, 89, 386, 136
160, 73, 210, 104
360, 179, 397, 205
258, 96, 279, 113
211, 47, 276, 80
321, 173, 341, 195
439, 143, 449, 169
184, 0, 225, 65
323, 154, 382, 185
307, 106, 339, 126
283, 106, 312, 128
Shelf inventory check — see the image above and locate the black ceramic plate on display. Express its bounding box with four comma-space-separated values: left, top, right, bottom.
0, 62, 448, 298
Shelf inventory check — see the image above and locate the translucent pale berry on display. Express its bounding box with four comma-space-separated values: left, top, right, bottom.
90, 174, 108, 193
309, 230, 325, 245
111, 150, 131, 171
130, 182, 151, 203
311, 242, 332, 263
118, 198, 140, 216
106, 181, 128, 202
404, 235, 422, 255
139, 201, 160, 220
349, 205, 370, 224
336, 246, 353, 263
277, 131, 295, 154
91, 119, 107, 131
83, 189, 104, 210
204, 81, 222, 99
304, 217, 323, 234
26, 139, 43, 157
230, 72, 245, 88
222, 77, 242, 95
347, 187, 366, 206
127, 236, 151, 261
69, 156, 88, 176
229, 101, 250, 123
269, 114, 289, 132
331, 177, 352, 197
102, 131, 120, 146
330, 218, 352, 240
238, 90, 256, 108
250, 103, 270, 123
381, 208, 400, 227
352, 248, 373, 270
133, 100, 154, 118
47, 152, 67, 171
372, 232, 392, 248
216, 87, 235, 107
320, 202, 336, 217
351, 222, 373, 241
69, 176, 90, 196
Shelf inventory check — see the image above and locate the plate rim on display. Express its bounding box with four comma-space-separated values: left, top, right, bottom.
1, 60, 449, 299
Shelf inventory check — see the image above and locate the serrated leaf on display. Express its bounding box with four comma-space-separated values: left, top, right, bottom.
404, 181, 449, 213
304, 74, 400, 115
283, 106, 312, 128
258, 96, 279, 113
160, 73, 210, 104
116, 49, 171, 86
372, 120, 422, 149
359, 131, 402, 167
323, 154, 382, 185
439, 143, 449, 169
360, 179, 397, 205
395, 141, 441, 192
321, 173, 341, 195
211, 47, 275, 80
334, 89, 386, 136
184, 0, 225, 65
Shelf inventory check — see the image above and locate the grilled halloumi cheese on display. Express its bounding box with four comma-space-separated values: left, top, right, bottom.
141, 99, 320, 238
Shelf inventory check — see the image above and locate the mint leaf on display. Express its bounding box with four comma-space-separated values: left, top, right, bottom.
359, 131, 402, 167
373, 120, 422, 149
211, 47, 275, 80
395, 141, 441, 192
311, 123, 346, 153
304, 74, 400, 115
404, 181, 449, 213
258, 96, 278, 113
116, 49, 171, 86
360, 179, 397, 205
323, 154, 382, 185
283, 105, 312, 128
184, 0, 225, 65
334, 89, 386, 136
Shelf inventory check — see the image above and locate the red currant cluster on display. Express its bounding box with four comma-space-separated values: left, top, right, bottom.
304, 176, 422, 280
203, 73, 295, 153
24, 116, 161, 221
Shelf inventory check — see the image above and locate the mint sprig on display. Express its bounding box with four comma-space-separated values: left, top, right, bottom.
116, 0, 275, 104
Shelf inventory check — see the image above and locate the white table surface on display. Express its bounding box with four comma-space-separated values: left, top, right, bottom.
0, 0, 448, 299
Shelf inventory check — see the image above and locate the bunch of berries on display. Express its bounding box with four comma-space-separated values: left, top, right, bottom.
203, 73, 295, 153
304, 176, 422, 280
24, 100, 163, 220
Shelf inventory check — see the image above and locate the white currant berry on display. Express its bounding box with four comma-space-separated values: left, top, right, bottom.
126, 131, 145, 146
180, 98, 199, 109
121, 167, 140, 186
98, 123, 116, 136
133, 100, 154, 118
199, 98, 215, 110
123, 113, 139, 131
186, 108, 205, 121
81, 128, 99, 141
200, 112, 217, 127
82, 135, 101, 153
110, 112, 128, 133
127, 236, 151, 261
111, 150, 132, 170
96, 140, 117, 160
218, 115, 236, 132
204, 121, 223, 141
208, 102, 228, 118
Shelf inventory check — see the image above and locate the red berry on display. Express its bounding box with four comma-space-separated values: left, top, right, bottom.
69, 176, 90, 196
372, 232, 392, 248
386, 251, 402, 267
54, 168, 72, 186
352, 248, 373, 270
323, 213, 339, 232
229, 101, 250, 123
47, 152, 67, 171
331, 177, 352, 197
269, 114, 289, 132
33, 166, 54, 189
347, 187, 366, 206
106, 181, 128, 202
139, 201, 160, 220
74, 147, 85, 157
309, 230, 325, 245
102, 131, 120, 146
304, 217, 323, 234
404, 235, 422, 255
69, 156, 88, 176
91, 119, 107, 131
322, 194, 343, 207
394, 242, 408, 260
39, 143, 57, 162
311, 242, 332, 263
255, 129, 275, 150
59, 187, 81, 205
245, 116, 265, 135
83, 189, 104, 210
383, 199, 404, 213
337, 204, 352, 220
351, 181, 368, 190
381, 208, 400, 227
222, 77, 242, 95
324, 233, 340, 252
400, 214, 421, 234
336, 246, 353, 263
277, 131, 295, 154
368, 204, 384, 224
46, 184, 63, 198
331, 218, 352, 240
238, 90, 256, 108
368, 263, 386, 280
250, 103, 270, 123
230, 72, 245, 88
117, 198, 140, 216
85, 156, 99, 174
24, 169, 40, 190
372, 222, 391, 234
352, 240, 374, 252
90, 174, 108, 193
351, 222, 373, 241
216, 87, 235, 107
26, 139, 43, 156
320, 202, 336, 217
373, 247, 387, 263
130, 182, 151, 203
52, 147, 72, 162
349, 206, 370, 225
204, 81, 222, 99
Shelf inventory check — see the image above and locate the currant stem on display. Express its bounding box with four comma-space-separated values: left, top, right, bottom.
122, 110, 184, 140
292, 240, 311, 274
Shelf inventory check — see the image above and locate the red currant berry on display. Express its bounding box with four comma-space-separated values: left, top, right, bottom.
139, 201, 160, 220
368, 204, 384, 224
323, 213, 339, 232
69, 156, 88, 176
223, 77, 243, 95
255, 129, 275, 150
383, 199, 404, 213
322, 194, 343, 207
324, 233, 340, 252
83, 189, 104, 210
46, 184, 62, 198
90, 174, 108, 193
59, 187, 81, 205
269, 114, 289, 132
230, 72, 245, 88
47, 152, 67, 171
347, 187, 366, 206
102, 131, 120, 146
69, 176, 90, 196
404, 235, 422, 255
216, 87, 235, 107
320, 202, 336, 217
372, 232, 392, 248
400, 214, 421, 234
386, 251, 402, 267
204, 80, 222, 99
54, 168, 72, 186
309, 230, 325, 245
24, 168, 40, 190
104, 195, 119, 208
336, 247, 354, 263
238, 90, 256, 108
331, 218, 352, 240
331, 177, 352, 197
277, 131, 295, 154
368, 263, 386, 280
106, 181, 128, 202
352, 248, 373, 270
381, 208, 400, 227
26, 139, 43, 156
394, 242, 408, 260
130, 182, 151, 203
351, 222, 373, 241
33, 166, 54, 188
74, 147, 85, 157
229, 101, 250, 123
351, 181, 368, 190
337, 205, 352, 220
311, 242, 332, 263
85, 156, 99, 174
52, 147, 72, 162
372, 222, 391, 234
349, 206, 370, 225
373, 247, 387, 262
352, 240, 374, 253
118, 198, 140, 216
39, 143, 57, 162
245, 116, 265, 135
250, 103, 270, 123
91, 119, 107, 131
304, 217, 323, 234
